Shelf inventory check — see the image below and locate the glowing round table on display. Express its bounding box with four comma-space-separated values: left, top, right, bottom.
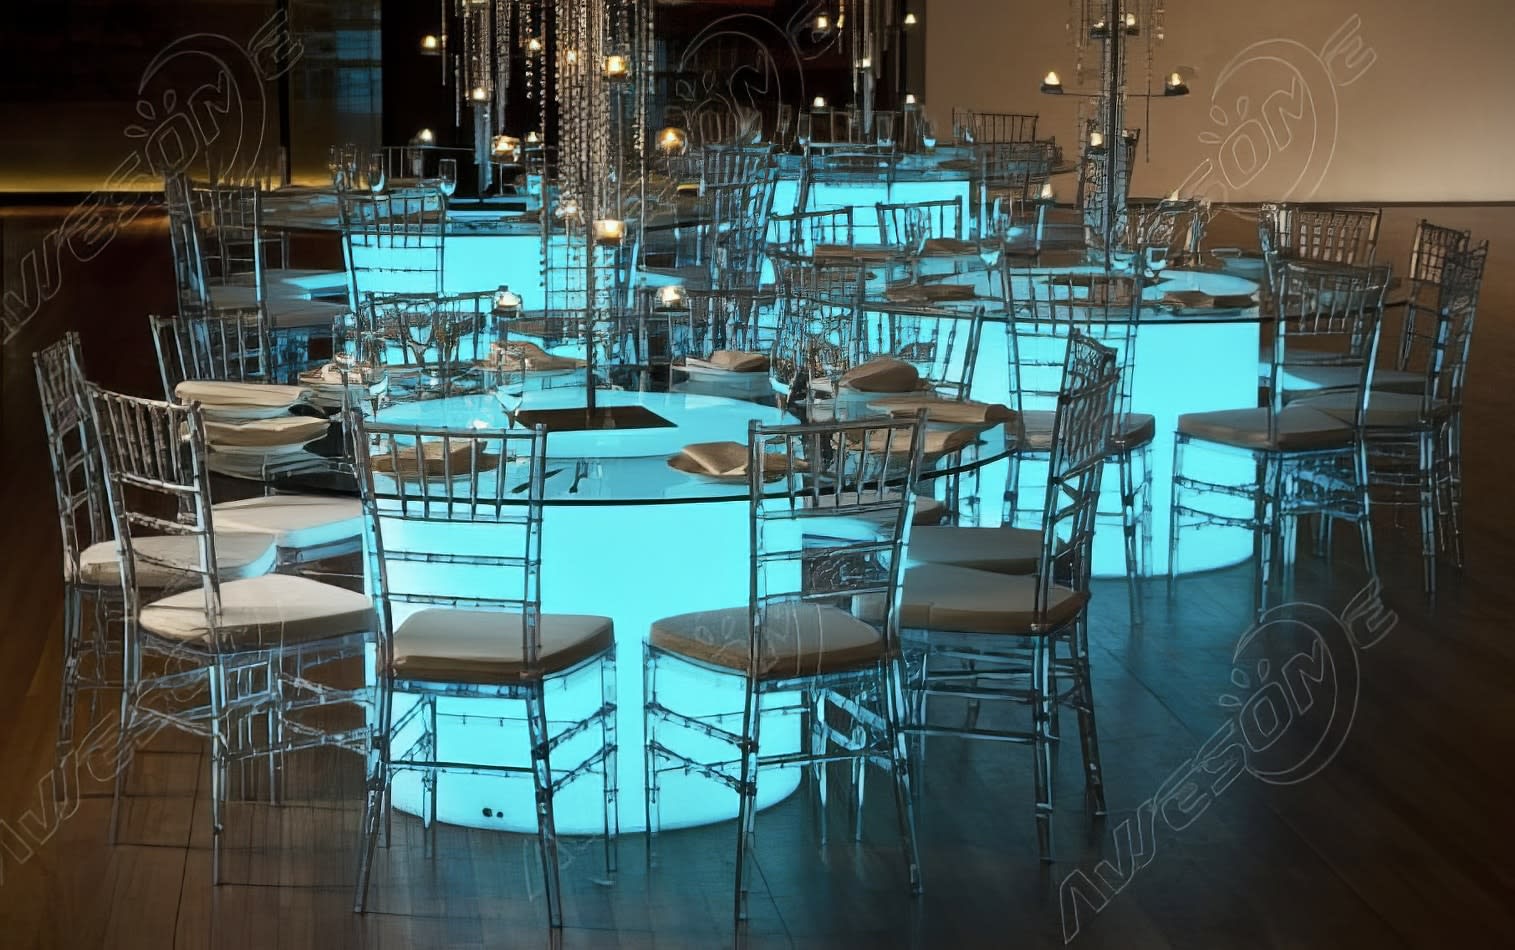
893, 262, 1264, 577
368, 388, 1009, 834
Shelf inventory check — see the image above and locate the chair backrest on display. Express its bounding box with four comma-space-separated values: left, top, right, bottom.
1267, 260, 1389, 431
164, 172, 217, 316
1412, 241, 1488, 415
193, 180, 282, 299
353, 291, 492, 400
958, 110, 1039, 145
350, 415, 551, 672
1002, 265, 1145, 420
858, 303, 984, 401
770, 207, 855, 254
35, 333, 111, 586
338, 188, 447, 306
1259, 205, 1381, 290
87, 387, 235, 646
876, 197, 965, 246
677, 288, 780, 357
745, 414, 926, 676
149, 309, 273, 398
797, 147, 897, 212
1036, 331, 1120, 598
700, 144, 774, 189
1122, 199, 1207, 264
701, 171, 780, 290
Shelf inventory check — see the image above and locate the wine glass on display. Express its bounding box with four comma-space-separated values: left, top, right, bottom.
327, 145, 345, 189
796, 113, 812, 151
875, 113, 896, 149
920, 117, 938, 151
366, 151, 387, 193
979, 201, 1010, 269
437, 158, 458, 198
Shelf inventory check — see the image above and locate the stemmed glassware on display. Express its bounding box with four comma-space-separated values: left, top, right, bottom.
366, 151, 387, 194
875, 113, 896, 150
437, 158, 458, 198
796, 113, 812, 151
979, 201, 1011, 269
920, 117, 938, 151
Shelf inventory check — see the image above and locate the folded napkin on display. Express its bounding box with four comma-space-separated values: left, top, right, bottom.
839, 358, 922, 394
300, 363, 370, 387
867, 395, 1015, 425
175, 380, 311, 409
371, 439, 501, 478
205, 415, 330, 448
936, 159, 976, 172
1162, 290, 1256, 311
883, 283, 978, 303
921, 238, 977, 256
489, 341, 587, 372
671, 441, 805, 479
684, 350, 770, 373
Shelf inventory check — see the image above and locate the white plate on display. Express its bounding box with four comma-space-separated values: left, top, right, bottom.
200, 404, 303, 423
209, 440, 323, 459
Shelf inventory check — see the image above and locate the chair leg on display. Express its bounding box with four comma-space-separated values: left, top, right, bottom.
1418, 429, 1438, 600
55, 585, 84, 798
1166, 436, 1185, 593
1031, 636, 1055, 862
422, 695, 439, 860
1354, 442, 1378, 590
733, 683, 761, 930
1447, 414, 1466, 569
808, 689, 829, 844
882, 656, 922, 894
1071, 620, 1106, 817
599, 653, 619, 878
353, 766, 386, 912
642, 648, 660, 867
525, 683, 564, 929
1119, 451, 1143, 625
209, 660, 228, 886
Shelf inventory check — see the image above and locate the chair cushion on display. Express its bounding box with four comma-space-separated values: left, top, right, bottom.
807, 491, 947, 526
1276, 364, 1423, 396
907, 525, 1044, 574
139, 573, 374, 648
264, 268, 349, 297
898, 563, 1088, 635
266, 299, 349, 330
76, 533, 277, 587
392, 609, 614, 684
212, 495, 364, 551
1177, 406, 1353, 451
650, 602, 884, 679
1290, 390, 1448, 428
1017, 411, 1153, 453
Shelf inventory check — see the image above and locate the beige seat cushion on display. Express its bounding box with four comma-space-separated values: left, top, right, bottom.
1017, 411, 1153, 453
392, 609, 614, 684
1290, 390, 1447, 428
907, 525, 1044, 574
140, 573, 374, 648
1276, 364, 1422, 396
267, 298, 349, 330
213, 495, 364, 550
898, 563, 1087, 635
1177, 406, 1352, 451
176, 380, 311, 409
650, 602, 884, 679
76, 532, 276, 587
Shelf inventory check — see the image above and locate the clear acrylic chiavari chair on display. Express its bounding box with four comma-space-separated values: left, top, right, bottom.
349, 415, 618, 928
899, 331, 1120, 861
338, 188, 448, 306
769, 207, 856, 254
643, 413, 928, 929
354, 291, 494, 401
1172, 260, 1389, 615
876, 197, 966, 247
87, 386, 375, 884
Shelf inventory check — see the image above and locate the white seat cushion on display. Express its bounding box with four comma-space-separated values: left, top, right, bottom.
392, 609, 614, 684
651, 602, 884, 679
1290, 390, 1447, 428
140, 573, 374, 648
1177, 406, 1353, 452
263, 268, 349, 297
76, 533, 277, 587
212, 495, 363, 551
1277, 364, 1422, 395
907, 525, 1044, 574
266, 298, 349, 330
898, 563, 1087, 635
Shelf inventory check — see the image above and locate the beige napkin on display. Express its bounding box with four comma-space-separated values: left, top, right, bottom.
813, 243, 899, 263
851, 426, 978, 456
673, 442, 805, 478
839, 358, 922, 393
884, 283, 978, 303
371, 439, 500, 478
1162, 290, 1256, 310
921, 238, 976, 256
489, 341, 587, 372
867, 395, 1015, 425
685, 350, 770, 373
175, 380, 311, 409
205, 415, 330, 448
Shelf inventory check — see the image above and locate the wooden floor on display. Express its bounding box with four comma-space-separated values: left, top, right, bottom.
1, 204, 1513, 948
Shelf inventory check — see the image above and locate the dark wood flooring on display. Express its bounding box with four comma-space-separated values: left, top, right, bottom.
1, 204, 1512, 948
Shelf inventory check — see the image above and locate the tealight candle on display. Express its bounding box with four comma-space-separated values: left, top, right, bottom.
904, 93, 917, 106
603, 54, 629, 79
525, 130, 541, 144
420, 34, 440, 52
656, 284, 687, 309
491, 135, 520, 158
815, 14, 830, 31
1040, 182, 1055, 200
493, 287, 522, 312
417, 128, 434, 144
857, 56, 871, 69
593, 218, 625, 244
657, 127, 687, 153
1124, 12, 1137, 28
1042, 71, 1063, 93
813, 96, 828, 109
903, 12, 917, 26
1088, 131, 1104, 148
470, 86, 489, 102
526, 37, 543, 53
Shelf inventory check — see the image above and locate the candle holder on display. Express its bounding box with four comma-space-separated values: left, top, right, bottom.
654, 284, 688, 311
1041, 71, 1064, 94
493, 286, 523, 315
656, 127, 688, 155
593, 218, 626, 245
1164, 72, 1190, 96
603, 54, 630, 80
420, 34, 441, 55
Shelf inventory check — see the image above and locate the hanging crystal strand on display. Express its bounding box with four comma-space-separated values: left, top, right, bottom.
440, 0, 449, 84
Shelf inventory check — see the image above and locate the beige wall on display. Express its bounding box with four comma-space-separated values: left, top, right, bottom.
926, 0, 1515, 202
